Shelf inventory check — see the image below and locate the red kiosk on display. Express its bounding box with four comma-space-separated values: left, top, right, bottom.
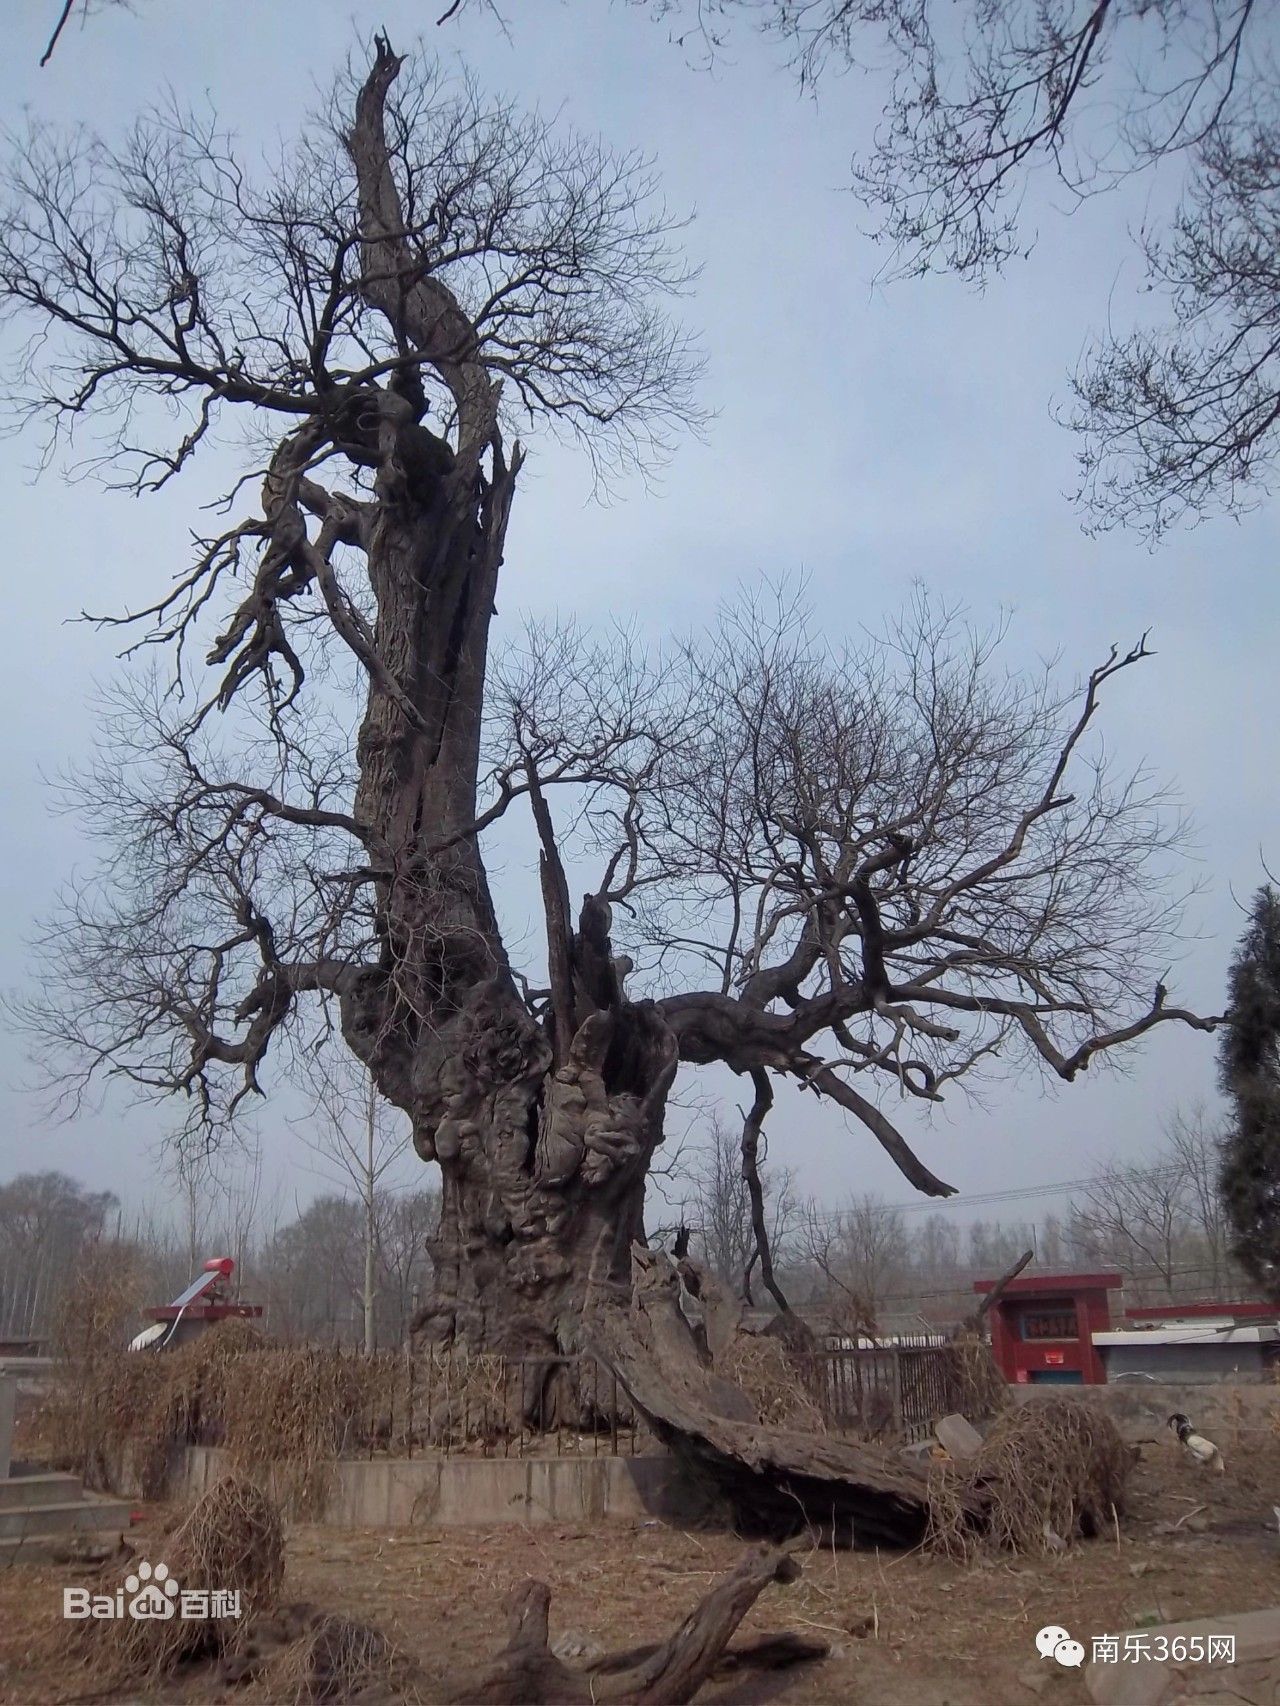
974, 1270, 1121, 1385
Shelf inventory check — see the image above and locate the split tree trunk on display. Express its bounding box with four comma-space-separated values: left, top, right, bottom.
333, 418, 680, 1412
329, 373, 677, 1403
336, 45, 682, 1408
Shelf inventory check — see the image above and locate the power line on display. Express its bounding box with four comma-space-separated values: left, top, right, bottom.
800, 1163, 1186, 1223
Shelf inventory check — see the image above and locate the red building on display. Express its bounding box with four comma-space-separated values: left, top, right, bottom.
974, 1271, 1122, 1385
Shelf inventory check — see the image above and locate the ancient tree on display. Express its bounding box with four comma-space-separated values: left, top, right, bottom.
10, 39, 1214, 1404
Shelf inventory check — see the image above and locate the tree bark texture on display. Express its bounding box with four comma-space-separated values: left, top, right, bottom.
592, 1248, 982, 1548
334, 425, 679, 1380
314, 42, 685, 1386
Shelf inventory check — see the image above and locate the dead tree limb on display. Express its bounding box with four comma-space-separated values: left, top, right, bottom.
594, 1247, 981, 1548
440, 1545, 813, 1704
247, 1550, 821, 1705
738, 1067, 791, 1313
962, 1248, 1034, 1336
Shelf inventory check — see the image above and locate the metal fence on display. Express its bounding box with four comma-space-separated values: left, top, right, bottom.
308, 1348, 651, 1461
809, 1339, 980, 1444
220, 1344, 655, 1467
319, 1337, 984, 1459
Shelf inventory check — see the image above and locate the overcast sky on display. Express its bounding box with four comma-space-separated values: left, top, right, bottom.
0, 0, 1275, 1242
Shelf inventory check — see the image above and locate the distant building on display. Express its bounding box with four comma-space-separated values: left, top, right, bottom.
1094, 1301, 1280, 1384
973, 1271, 1122, 1385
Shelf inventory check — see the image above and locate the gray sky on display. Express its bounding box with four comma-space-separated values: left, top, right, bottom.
0, 0, 1275, 1239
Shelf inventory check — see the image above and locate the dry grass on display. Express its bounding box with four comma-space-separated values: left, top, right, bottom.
927, 1396, 1133, 1560
263, 1610, 428, 1704
73, 1472, 283, 1686
944, 1334, 1009, 1421
718, 1331, 1006, 1444
31, 1322, 536, 1515
717, 1334, 830, 1433
35, 1317, 266, 1498
222, 1343, 375, 1515
36, 1245, 153, 1489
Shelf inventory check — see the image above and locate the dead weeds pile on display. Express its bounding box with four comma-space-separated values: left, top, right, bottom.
718, 1333, 830, 1433
34, 1242, 153, 1487
220, 1343, 374, 1515
75, 1472, 283, 1686
263, 1609, 428, 1704
927, 1396, 1132, 1561
64, 1468, 420, 1700
37, 1316, 268, 1497
944, 1334, 1009, 1421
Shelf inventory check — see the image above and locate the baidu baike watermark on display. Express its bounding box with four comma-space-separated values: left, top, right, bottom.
1036, 1623, 1235, 1670
63, 1558, 241, 1623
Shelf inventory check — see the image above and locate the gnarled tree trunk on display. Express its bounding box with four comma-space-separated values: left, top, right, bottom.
340, 41, 695, 1394
410, 984, 678, 1375
329, 315, 678, 1395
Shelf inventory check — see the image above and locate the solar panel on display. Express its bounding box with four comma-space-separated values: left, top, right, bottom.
166, 1269, 221, 1310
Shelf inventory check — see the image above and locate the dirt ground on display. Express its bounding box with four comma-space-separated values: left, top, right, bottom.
1, 1424, 1277, 1705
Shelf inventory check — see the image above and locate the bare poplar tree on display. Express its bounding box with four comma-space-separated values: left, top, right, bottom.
681, 1112, 795, 1298
799, 1195, 909, 1335
1075, 1160, 1192, 1295
170, 1151, 215, 1278
6, 36, 1216, 1416
297, 1059, 414, 1353
1164, 1102, 1233, 1294
0, 1173, 117, 1341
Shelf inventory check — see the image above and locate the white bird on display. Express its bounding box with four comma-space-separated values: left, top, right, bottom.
1168, 1412, 1225, 1473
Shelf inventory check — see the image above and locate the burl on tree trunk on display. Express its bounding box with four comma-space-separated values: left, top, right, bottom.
406, 975, 677, 1372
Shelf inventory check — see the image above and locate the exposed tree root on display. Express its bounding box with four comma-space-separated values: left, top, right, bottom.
593, 1246, 983, 1548
444, 1545, 808, 1704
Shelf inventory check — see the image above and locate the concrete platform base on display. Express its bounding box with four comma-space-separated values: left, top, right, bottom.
166, 1444, 716, 1530
0, 1472, 81, 1509
0, 1468, 132, 1565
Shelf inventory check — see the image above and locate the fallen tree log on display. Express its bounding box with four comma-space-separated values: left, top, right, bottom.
453, 1545, 808, 1705
592, 1246, 985, 1549
254, 1545, 820, 1703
